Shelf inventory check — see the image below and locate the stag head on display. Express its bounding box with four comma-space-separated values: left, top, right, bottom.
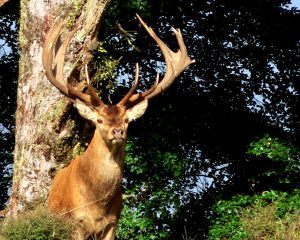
74, 65, 149, 146
42, 14, 194, 146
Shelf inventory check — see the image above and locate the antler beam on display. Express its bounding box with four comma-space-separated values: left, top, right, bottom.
117, 14, 195, 108
42, 17, 103, 107
43, 15, 194, 110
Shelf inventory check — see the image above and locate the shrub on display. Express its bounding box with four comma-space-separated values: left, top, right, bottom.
208, 189, 300, 240
241, 204, 300, 240
116, 203, 169, 240
0, 207, 76, 240
247, 134, 299, 184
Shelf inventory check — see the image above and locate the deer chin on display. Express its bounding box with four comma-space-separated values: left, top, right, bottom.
111, 138, 124, 145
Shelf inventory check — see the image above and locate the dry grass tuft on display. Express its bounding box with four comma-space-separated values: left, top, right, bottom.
241, 204, 300, 240
0, 207, 77, 240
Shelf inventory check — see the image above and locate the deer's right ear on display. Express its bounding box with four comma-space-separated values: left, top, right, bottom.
126, 99, 148, 122
74, 99, 98, 122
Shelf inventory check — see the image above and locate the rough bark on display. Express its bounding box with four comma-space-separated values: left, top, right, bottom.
9, 0, 111, 215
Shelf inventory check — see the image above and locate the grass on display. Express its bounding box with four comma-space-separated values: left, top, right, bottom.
241, 204, 300, 240
0, 207, 76, 240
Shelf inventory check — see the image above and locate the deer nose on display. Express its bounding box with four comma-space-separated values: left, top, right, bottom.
112, 128, 125, 137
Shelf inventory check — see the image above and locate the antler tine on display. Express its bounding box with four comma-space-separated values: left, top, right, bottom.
85, 65, 104, 107
42, 17, 92, 105
124, 14, 195, 106
117, 62, 140, 107
119, 72, 160, 109
142, 72, 160, 96
125, 72, 160, 106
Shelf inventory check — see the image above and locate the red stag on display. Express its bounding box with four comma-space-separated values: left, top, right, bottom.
43, 14, 194, 240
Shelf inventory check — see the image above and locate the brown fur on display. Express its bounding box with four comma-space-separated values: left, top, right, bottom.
48, 105, 130, 240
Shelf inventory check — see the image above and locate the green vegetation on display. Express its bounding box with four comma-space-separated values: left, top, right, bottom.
248, 134, 298, 161
0, 0, 19, 209
207, 135, 300, 240
92, 43, 120, 98
209, 190, 300, 240
0, 207, 76, 240
66, 0, 84, 28
117, 203, 169, 240
116, 138, 188, 239
247, 134, 299, 184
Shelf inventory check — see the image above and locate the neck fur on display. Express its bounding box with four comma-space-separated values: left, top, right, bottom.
76, 128, 125, 201
81, 128, 125, 170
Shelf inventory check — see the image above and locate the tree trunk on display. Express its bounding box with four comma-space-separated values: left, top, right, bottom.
9, 0, 111, 215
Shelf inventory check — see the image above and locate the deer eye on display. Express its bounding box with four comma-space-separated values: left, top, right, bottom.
125, 118, 129, 123
97, 119, 103, 124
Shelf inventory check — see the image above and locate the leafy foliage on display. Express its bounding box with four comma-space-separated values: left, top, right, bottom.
103, 0, 300, 237
247, 134, 300, 185
116, 137, 189, 238
209, 190, 300, 240
117, 203, 169, 240
90, 43, 121, 100
248, 134, 298, 161
0, 0, 19, 209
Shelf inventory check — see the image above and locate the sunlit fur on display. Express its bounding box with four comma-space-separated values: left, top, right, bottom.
48, 104, 140, 240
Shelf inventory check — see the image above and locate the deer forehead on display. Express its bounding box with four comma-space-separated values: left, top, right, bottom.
98, 105, 127, 122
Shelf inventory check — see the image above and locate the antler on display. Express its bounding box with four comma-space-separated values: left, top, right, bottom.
117, 14, 195, 108
43, 15, 194, 109
118, 63, 159, 107
42, 17, 104, 107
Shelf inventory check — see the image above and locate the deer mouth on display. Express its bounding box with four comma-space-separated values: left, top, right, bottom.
111, 138, 124, 145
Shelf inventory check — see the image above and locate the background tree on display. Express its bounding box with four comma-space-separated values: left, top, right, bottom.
0, 0, 19, 209
8, 0, 112, 214
103, 0, 300, 238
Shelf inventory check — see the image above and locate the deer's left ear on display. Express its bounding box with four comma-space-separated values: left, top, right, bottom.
126, 100, 148, 122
